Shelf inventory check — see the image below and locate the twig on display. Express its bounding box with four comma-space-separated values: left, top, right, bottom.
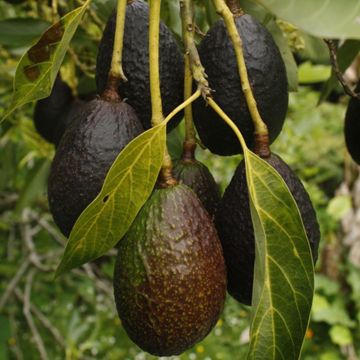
324, 39, 360, 100
14, 288, 66, 348
0, 260, 30, 311
23, 270, 49, 360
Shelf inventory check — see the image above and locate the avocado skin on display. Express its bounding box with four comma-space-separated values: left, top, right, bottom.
192, 14, 288, 155
215, 153, 320, 305
345, 82, 360, 164
48, 97, 144, 237
52, 98, 86, 146
34, 77, 73, 144
114, 184, 226, 356
96, 0, 184, 131
172, 159, 221, 218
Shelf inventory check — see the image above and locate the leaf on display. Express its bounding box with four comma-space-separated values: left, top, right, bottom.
244, 150, 314, 360
55, 123, 166, 277
298, 62, 331, 84
0, 0, 91, 124
329, 325, 353, 346
253, 0, 360, 39
0, 18, 50, 48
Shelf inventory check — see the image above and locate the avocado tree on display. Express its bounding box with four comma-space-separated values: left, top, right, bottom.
0, 0, 360, 359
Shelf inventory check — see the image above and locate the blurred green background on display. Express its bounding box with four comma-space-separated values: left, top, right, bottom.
1, 0, 360, 359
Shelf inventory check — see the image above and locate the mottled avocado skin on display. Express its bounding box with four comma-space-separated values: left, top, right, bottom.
48, 97, 144, 237
345, 82, 360, 164
96, 0, 184, 131
114, 184, 227, 356
216, 153, 320, 305
192, 14, 288, 155
172, 159, 221, 218
34, 77, 73, 144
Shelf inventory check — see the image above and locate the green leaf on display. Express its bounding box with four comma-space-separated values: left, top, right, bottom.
0, 0, 91, 124
253, 0, 360, 39
298, 62, 331, 84
55, 123, 166, 277
329, 325, 353, 346
245, 150, 314, 360
0, 18, 50, 48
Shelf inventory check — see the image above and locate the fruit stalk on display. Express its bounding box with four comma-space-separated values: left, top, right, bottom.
180, 0, 198, 160
108, 0, 128, 86
149, 0, 176, 187
180, 0, 211, 99
212, 0, 270, 157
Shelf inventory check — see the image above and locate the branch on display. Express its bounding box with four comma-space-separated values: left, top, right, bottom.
23, 270, 49, 360
324, 39, 360, 101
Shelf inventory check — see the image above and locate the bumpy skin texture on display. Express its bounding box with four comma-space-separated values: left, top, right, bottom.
345, 82, 360, 164
216, 153, 320, 305
172, 159, 221, 218
192, 14, 288, 155
34, 77, 73, 144
48, 97, 144, 237
53, 98, 86, 146
114, 185, 227, 356
96, 0, 184, 131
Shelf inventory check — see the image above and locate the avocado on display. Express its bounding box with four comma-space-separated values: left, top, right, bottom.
345, 82, 360, 164
215, 153, 320, 305
96, 0, 184, 131
33, 77, 73, 144
52, 98, 86, 146
48, 96, 144, 237
192, 14, 288, 155
172, 159, 221, 218
114, 184, 227, 356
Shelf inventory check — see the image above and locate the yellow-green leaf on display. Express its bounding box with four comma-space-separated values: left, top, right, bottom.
245, 149, 314, 360
0, 0, 90, 123
55, 123, 166, 277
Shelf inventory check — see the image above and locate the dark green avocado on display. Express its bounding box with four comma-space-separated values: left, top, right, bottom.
215, 153, 320, 305
96, 0, 184, 131
48, 96, 144, 237
345, 82, 360, 164
33, 77, 73, 144
172, 159, 221, 218
114, 184, 227, 356
192, 14, 288, 155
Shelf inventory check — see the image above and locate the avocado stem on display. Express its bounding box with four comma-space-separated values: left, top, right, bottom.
212, 0, 270, 157
149, 0, 177, 185
108, 0, 128, 84
225, 0, 244, 16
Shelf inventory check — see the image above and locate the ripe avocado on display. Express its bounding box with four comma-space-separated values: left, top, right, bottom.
48, 96, 144, 237
192, 14, 288, 155
114, 184, 227, 356
96, 0, 184, 131
33, 77, 73, 144
172, 159, 221, 218
215, 153, 320, 305
344, 82, 360, 164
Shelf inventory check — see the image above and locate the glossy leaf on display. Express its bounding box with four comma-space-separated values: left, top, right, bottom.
245, 150, 314, 360
253, 0, 360, 39
0, 0, 90, 124
55, 123, 166, 277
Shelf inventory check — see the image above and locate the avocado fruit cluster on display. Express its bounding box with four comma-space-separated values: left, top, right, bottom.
344, 82, 360, 164
172, 158, 221, 218
215, 153, 320, 305
114, 184, 226, 356
192, 14, 288, 155
96, 0, 184, 131
48, 94, 144, 237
